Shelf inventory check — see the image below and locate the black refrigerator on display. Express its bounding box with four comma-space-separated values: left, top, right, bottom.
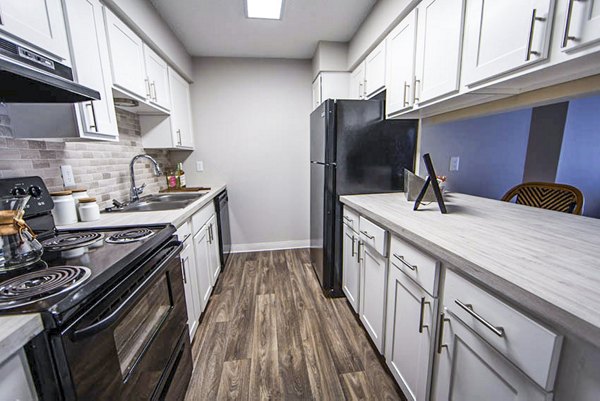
310, 99, 418, 297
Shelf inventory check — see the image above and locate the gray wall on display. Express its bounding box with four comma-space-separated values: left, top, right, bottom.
419, 109, 532, 200
186, 57, 312, 252
556, 95, 600, 218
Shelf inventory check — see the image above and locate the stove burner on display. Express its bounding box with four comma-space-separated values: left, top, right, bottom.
0, 266, 91, 308
105, 228, 155, 244
42, 232, 104, 251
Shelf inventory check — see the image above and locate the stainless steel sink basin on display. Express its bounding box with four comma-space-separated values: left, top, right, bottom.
108, 193, 205, 212
145, 193, 204, 203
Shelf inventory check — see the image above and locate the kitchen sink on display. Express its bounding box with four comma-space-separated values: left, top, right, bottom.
145, 193, 204, 203
107, 193, 205, 212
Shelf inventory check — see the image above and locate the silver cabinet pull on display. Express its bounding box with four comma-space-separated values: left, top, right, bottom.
562, 0, 579, 48
150, 81, 157, 101
455, 299, 505, 337
176, 129, 182, 146
144, 78, 151, 98
526, 9, 546, 61
418, 297, 430, 333
209, 224, 214, 244
358, 82, 364, 99
393, 253, 416, 271
357, 241, 363, 263
351, 236, 356, 257
363, 79, 368, 97
343, 215, 353, 223
414, 78, 421, 103
360, 230, 375, 240
85, 102, 98, 132
437, 312, 451, 354
181, 256, 188, 283
402, 81, 409, 107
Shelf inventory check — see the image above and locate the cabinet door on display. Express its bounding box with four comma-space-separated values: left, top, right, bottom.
349, 62, 366, 99
312, 76, 321, 110
342, 224, 360, 313
180, 242, 201, 338
64, 0, 118, 141
193, 226, 213, 313
168, 67, 194, 149
0, 0, 69, 60
144, 44, 171, 110
359, 243, 387, 353
562, 0, 600, 52
462, 0, 553, 86
385, 266, 435, 401
432, 311, 548, 401
385, 9, 418, 116
365, 41, 387, 98
415, 0, 465, 104
104, 9, 147, 99
207, 215, 221, 286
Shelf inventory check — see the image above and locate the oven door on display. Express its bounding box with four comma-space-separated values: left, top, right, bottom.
60, 240, 187, 401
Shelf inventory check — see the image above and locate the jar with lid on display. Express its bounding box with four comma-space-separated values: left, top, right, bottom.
71, 189, 89, 220
51, 191, 77, 225
77, 197, 100, 222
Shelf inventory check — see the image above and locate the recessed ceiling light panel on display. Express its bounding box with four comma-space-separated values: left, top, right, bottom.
246, 0, 284, 20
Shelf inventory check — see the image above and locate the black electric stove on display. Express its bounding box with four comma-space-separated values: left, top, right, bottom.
0, 177, 192, 401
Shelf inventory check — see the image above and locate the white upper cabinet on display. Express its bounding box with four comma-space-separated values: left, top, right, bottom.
386, 9, 418, 117
143, 44, 170, 110
561, 0, 600, 52
415, 0, 466, 104
364, 41, 387, 97
104, 8, 147, 99
462, 0, 554, 86
312, 72, 350, 110
0, 0, 69, 61
350, 62, 366, 99
169, 67, 194, 148
63, 0, 118, 141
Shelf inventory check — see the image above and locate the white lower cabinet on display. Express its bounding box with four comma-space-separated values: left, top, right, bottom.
0, 349, 38, 401
207, 214, 221, 286
359, 241, 387, 353
385, 265, 436, 401
180, 239, 201, 338
193, 223, 213, 312
342, 222, 360, 313
432, 311, 549, 401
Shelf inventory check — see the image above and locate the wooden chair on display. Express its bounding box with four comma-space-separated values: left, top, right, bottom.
501, 182, 584, 215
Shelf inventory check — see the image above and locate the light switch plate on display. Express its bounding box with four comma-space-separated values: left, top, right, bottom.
60, 165, 76, 187
196, 161, 204, 172
450, 156, 460, 172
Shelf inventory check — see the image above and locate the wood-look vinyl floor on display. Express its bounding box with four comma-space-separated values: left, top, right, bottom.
185, 249, 405, 401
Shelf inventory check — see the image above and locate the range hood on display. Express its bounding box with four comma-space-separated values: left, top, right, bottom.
0, 37, 100, 103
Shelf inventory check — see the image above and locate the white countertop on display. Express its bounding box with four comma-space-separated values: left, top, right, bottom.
340, 192, 600, 348
0, 314, 43, 364
59, 184, 226, 230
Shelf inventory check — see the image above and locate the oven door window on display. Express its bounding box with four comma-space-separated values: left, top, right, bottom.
113, 274, 172, 378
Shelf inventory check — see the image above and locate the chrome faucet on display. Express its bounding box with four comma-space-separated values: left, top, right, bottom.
129, 154, 162, 202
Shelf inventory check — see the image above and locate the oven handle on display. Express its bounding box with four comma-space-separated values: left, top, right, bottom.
71, 241, 183, 341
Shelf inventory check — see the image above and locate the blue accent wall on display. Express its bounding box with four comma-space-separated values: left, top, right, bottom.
556, 95, 600, 218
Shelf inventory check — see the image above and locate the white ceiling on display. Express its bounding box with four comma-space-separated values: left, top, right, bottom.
149, 0, 377, 59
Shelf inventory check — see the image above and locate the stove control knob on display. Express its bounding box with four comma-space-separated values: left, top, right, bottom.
28, 185, 42, 198
11, 187, 27, 196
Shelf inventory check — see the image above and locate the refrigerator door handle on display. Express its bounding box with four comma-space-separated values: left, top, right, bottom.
311, 161, 336, 167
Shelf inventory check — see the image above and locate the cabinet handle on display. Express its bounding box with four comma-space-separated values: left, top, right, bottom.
351, 235, 356, 257
177, 129, 182, 146
150, 81, 157, 101
403, 81, 410, 107
414, 78, 421, 103
418, 297, 430, 333
562, 0, 579, 48
437, 312, 451, 354
209, 224, 214, 244
454, 299, 505, 337
181, 256, 188, 283
357, 241, 363, 263
526, 9, 546, 61
343, 215, 353, 223
85, 102, 98, 132
144, 78, 151, 98
360, 230, 375, 240
363, 80, 367, 97
358, 82, 364, 99
393, 253, 417, 271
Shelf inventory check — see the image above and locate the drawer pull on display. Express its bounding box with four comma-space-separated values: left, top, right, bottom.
343, 215, 353, 223
393, 253, 417, 271
357, 241, 363, 263
360, 230, 375, 240
351, 236, 356, 257
455, 299, 505, 337
419, 297, 430, 333
437, 312, 450, 354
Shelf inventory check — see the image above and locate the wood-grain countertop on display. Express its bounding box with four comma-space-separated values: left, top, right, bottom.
58, 184, 226, 230
340, 192, 600, 348
0, 314, 43, 364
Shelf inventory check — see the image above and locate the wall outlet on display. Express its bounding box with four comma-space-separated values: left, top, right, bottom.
450, 156, 460, 172
60, 165, 76, 187
196, 161, 204, 172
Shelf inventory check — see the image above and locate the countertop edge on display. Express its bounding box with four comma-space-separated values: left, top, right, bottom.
0, 314, 43, 364
340, 195, 600, 349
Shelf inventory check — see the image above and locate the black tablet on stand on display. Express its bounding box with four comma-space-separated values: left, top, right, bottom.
414, 153, 447, 214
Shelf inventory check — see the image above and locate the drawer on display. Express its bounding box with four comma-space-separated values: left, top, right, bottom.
342, 207, 359, 232
358, 216, 387, 256
176, 220, 192, 243
444, 270, 562, 391
191, 202, 215, 234
390, 235, 440, 297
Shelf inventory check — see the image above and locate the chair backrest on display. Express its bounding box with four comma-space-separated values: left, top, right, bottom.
501, 182, 584, 215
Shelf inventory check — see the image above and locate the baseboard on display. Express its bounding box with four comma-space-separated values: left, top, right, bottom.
230, 240, 310, 253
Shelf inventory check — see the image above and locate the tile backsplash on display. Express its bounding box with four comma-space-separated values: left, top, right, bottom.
0, 108, 172, 209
